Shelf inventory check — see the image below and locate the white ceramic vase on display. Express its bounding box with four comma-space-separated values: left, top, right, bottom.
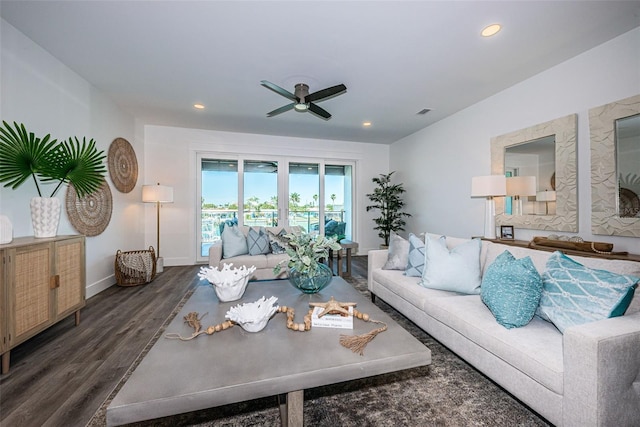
30, 197, 61, 238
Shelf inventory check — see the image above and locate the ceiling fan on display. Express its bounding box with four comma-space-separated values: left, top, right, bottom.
260, 80, 347, 120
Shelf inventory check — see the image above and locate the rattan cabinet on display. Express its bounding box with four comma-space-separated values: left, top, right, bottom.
0, 235, 85, 374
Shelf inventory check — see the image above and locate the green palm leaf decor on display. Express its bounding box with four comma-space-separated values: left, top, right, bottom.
0, 121, 106, 198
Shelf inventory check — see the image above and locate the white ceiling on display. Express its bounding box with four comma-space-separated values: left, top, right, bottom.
1, 1, 639, 144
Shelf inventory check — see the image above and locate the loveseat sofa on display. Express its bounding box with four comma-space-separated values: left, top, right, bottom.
368, 233, 640, 426
208, 225, 301, 281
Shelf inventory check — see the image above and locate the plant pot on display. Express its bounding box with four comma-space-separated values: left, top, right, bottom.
30, 197, 61, 238
288, 263, 333, 294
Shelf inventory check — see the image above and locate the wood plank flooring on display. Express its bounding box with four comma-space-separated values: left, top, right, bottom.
0, 257, 368, 427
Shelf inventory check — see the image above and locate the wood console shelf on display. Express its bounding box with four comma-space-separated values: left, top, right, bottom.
483, 238, 640, 262
0, 235, 86, 374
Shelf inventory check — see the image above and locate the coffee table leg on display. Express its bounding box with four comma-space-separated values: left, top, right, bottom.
278, 390, 303, 427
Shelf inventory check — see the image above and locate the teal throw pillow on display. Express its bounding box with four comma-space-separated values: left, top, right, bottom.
481, 251, 543, 329
247, 227, 270, 256
404, 233, 426, 277
221, 225, 248, 258
420, 236, 482, 294
537, 251, 639, 333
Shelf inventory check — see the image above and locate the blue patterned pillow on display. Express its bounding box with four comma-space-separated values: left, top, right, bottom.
247, 227, 270, 255
420, 236, 482, 294
481, 251, 543, 329
405, 233, 427, 277
537, 251, 639, 333
268, 229, 290, 254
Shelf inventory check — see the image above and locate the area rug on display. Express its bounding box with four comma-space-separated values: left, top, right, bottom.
87, 276, 551, 427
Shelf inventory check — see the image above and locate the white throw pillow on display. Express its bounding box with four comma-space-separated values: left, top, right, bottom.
383, 232, 410, 270
420, 236, 482, 294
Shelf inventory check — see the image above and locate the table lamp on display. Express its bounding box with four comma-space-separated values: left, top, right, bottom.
536, 190, 556, 215
142, 183, 174, 272
506, 176, 537, 215
471, 175, 506, 239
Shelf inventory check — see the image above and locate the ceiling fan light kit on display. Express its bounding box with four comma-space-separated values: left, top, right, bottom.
261, 80, 347, 120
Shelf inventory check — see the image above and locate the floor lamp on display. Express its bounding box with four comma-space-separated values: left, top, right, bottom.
471, 175, 506, 239
142, 183, 174, 273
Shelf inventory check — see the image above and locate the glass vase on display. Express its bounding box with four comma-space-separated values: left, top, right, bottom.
288, 263, 333, 294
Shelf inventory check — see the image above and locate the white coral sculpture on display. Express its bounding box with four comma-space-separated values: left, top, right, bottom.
225, 296, 279, 332
198, 263, 257, 302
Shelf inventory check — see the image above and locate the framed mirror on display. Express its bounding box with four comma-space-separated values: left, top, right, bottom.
491, 114, 578, 232
590, 94, 640, 237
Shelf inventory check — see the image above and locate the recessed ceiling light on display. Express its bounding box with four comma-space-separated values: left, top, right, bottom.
481, 24, 501, 37
362, 121, 372, 127
193, 103, 205, 109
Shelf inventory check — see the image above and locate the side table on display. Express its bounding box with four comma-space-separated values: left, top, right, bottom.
328, 240, 359, 277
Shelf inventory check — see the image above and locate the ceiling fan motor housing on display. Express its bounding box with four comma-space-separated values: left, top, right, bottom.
294, 83, 309, 110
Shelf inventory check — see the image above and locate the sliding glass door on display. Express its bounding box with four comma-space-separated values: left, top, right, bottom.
198, 155, 354, 262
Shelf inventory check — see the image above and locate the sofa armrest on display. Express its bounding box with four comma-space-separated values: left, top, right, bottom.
208, 241, 223, 266
563, 311, 640, 426
367, 249, 388, 293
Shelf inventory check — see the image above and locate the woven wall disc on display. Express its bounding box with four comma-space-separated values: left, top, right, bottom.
66, 180, 113, 236
108, 137, 138, 193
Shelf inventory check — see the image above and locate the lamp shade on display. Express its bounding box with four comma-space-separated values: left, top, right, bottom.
506, 176, 537, 197
471, 175, 506, 197
142, 184, 174, 203
536, 190, 556, 202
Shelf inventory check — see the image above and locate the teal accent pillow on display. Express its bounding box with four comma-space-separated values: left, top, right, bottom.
383, 232, 410, 270
221, 225, 248, 258
247, 227, 270, 255
420, 236, 482, 294
537, 251, 639, 333
481, 251, 543, 329
405, 233, 431, 277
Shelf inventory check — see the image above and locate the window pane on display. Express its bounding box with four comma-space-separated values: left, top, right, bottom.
325, 164, 352, 240
244, 160, 278, 228
289, 162, 319, 233
201, 159, 238, 257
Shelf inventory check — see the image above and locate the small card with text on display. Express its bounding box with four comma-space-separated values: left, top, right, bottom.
311, 306, 354, 329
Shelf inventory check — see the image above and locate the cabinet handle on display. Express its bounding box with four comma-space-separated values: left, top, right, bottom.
50, 275, 60, 289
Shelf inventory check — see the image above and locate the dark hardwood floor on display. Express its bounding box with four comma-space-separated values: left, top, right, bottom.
0, 256, 368, 427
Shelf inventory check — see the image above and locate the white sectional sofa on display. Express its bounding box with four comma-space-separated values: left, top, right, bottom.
368, 234, 640, 427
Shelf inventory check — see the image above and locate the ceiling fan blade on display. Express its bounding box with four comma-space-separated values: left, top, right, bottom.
267, 103, 295, 117
306, 84, 347, 103
308, 102, 332, 120
261, 80, 297, 102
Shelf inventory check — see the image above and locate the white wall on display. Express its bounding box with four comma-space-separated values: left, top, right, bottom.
391, 27, 640, 253
143, 125, 390, 263
1, 20, 142, 297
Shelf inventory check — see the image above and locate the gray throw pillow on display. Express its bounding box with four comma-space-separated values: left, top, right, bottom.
222, 225, 248, 258
247, 227, 270, 255
383, 232, 410, 270
268, 229, 290, 254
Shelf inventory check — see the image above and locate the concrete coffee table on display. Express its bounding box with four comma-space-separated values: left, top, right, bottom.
106, 277, 431, 426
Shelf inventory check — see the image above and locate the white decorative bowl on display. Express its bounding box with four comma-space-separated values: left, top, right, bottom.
198, 263, 257, 302
225, 296, 279, 332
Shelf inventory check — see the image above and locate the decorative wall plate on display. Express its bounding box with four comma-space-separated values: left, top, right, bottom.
108, 137, 138, 193
66, 180, 113, 236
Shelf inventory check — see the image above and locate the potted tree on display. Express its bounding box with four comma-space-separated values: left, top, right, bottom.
366, 171, 411, 248
0, 121, 107, 237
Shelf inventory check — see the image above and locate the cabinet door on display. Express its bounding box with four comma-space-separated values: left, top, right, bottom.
0, 249, 6, 353
8, 243, 53, 346
54, 237, 85, 319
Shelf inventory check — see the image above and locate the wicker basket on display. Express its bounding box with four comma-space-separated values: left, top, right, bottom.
115, 246, 157, 286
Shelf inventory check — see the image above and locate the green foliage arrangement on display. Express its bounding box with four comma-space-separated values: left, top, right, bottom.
366, 171, 411, 247
273, 233, 342, 276
0, 121, 107, 198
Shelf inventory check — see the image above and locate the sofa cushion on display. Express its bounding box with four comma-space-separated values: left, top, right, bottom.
424, 295, 564, 395
247, 227, 270, 255
481, 250, 543, 329
383, 232, 410, 270
405, 233, 426, 277
217, 253, 269, 270
420, 236, 482, 294
537, 251, 639, 333
222, 225, 249, 258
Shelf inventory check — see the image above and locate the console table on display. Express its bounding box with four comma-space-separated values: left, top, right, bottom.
483, 238, 640, 262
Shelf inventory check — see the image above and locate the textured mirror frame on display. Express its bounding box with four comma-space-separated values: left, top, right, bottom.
590, 94, 640, 237
492, 114, 578, 232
